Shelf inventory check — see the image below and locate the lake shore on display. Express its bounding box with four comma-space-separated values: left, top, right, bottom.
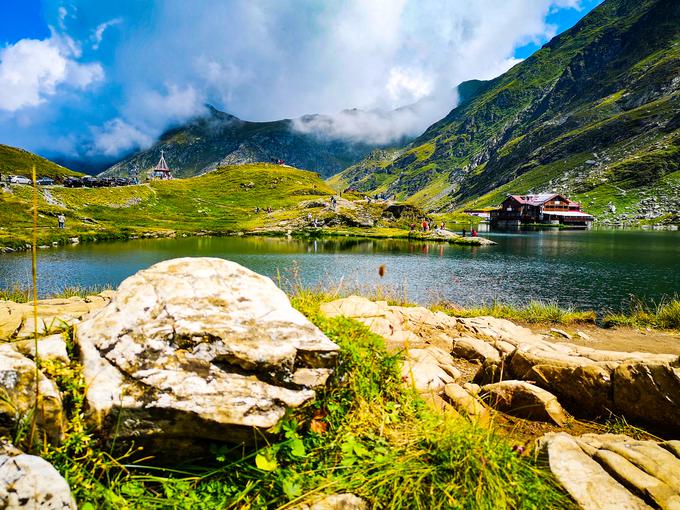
2, 267, 678, 509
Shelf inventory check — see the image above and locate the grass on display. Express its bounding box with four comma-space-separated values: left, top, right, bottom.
0, 163, 335, 249
0, 284, 112, 303
602, 296, 680, 330
0, 143, 82, 181
12, 292, 574, 509
433, 299, 597, 326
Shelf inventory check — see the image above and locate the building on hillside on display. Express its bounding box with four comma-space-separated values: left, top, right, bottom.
490, 193, 594, 228
151, 150, 173, 180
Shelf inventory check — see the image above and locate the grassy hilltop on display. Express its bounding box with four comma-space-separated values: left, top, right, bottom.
0, 144, 82, 181
0, 163, 336, 249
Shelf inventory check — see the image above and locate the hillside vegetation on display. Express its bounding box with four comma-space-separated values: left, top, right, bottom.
0, 164, 335, 248
0, 144, 82, 181
335, 0, 680, 225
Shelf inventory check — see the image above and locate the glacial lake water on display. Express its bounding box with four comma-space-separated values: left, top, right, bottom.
0, 229, 678, 312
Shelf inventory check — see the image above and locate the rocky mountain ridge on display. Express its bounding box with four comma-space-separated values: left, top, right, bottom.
101, 106, 400, 180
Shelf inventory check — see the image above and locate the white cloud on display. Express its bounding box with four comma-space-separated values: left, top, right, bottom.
90, 118, 153, 156
57, 6, 68, 29
2, 0, 589, 158
553, 0, 583, 9
92, 18, 122, 50
0, 31, 103, 112
386, 67, 434, 104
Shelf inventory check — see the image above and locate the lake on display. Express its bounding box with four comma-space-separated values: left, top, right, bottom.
0, 229, 678, 312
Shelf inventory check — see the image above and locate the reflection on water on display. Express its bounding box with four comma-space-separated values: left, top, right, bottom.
0, 230, 678, 312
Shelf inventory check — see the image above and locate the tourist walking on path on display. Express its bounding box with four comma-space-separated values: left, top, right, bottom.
57, 213, 65, 229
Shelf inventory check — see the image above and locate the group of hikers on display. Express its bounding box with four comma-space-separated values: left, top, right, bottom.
254, 206, 273, 214
410, 219, 478, 237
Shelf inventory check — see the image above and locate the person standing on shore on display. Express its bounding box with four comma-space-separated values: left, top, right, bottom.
57, 213, 65, 229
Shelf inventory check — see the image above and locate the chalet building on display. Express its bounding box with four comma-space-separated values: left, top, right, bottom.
490, 193, 594, 228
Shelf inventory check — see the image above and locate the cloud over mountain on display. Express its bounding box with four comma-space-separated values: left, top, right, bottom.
0, 0, 592, 162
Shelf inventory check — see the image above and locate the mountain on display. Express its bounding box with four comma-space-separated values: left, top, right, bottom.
0, 144, 82, 181
101, 106, 396, 180
335, 0, 680, 224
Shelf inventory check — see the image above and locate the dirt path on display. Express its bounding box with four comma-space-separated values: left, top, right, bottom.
529, 323, 680, 355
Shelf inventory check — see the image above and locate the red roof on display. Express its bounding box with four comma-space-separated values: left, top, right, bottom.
508, 193, 579, 207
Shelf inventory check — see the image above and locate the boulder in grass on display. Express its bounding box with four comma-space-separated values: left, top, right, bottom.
0, 348, 63, 443
75, 257, 340, 449
0, 441, 77, 510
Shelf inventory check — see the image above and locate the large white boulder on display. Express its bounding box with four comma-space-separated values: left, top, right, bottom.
75, 257, 339, 446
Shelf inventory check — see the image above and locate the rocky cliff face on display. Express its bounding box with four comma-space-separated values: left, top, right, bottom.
336, 0, 680, 223
101, 106, 384, 179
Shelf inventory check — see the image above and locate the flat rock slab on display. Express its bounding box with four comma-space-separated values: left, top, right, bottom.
76, 257, 339, 447
542, 433, 680, 510
320, 296, 459, 352
0, 442, 76, 509
0, 293, 112, 340
542, 433, 652, 510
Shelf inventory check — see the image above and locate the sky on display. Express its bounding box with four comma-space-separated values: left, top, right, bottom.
0, 0, 602, 167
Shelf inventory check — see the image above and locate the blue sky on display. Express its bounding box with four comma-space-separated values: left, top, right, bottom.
0, 0, 603, 165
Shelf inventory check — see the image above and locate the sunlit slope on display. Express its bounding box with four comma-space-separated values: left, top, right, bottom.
0, 164, 334, 247
0, 144, 82, 180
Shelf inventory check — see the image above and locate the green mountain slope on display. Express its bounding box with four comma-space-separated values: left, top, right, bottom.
102, 107, 386, 180
0, 163, 335, 248
0, 144, 82, 181
335, 0, 680, 224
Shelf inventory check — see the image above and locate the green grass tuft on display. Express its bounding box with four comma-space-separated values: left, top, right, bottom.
433, 299, 597, 326
602, 296, 680, 330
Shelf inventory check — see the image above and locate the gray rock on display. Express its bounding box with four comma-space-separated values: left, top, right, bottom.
481, 380, 569, 426
0, 442, 76, 509
613, 361, 680, 430
444, 383, 490, 424
13, 334, 70, 363
452, 336, 501, 363
75, 258, 339, 447
292, 493, 367, 510
0, 349, 63, 442
594, 449, 680, 510
402, 347, 460, 393
550, 328, 573, 340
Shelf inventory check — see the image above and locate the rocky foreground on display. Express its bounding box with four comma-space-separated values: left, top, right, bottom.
1, 259, 679, 509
